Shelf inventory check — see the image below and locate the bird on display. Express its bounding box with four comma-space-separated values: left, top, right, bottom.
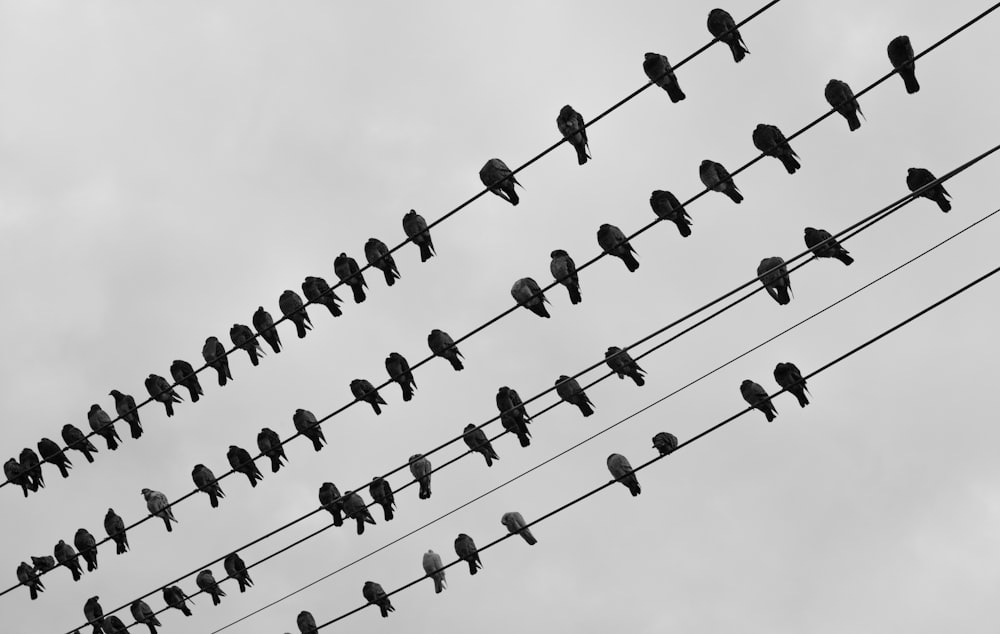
409, 454, 432, 499
297, 610, 318, 633
887, 35, 919, 93
109, 390, 143, 439
463, 424, 500, 467
652, 432, 679, 456
757, 257, 792, 305
555, 375, 594, 417
607, 453, 641, 496
605, 346, 646, 386
318, 482, 345, 527
196, 569, 226, 606
825, 79, 863, 131
479, 158, 521, 206
62, 423, 98, 463
804, 227, 853, 265
4, 458, 31, 497
428, 329, 464, 371
224, 552, 254, 593
597, 223, 639, 272
257, 427, 287, 473
30, 555, 56, 572
707, 8, 749, 62
454, 533, 482, 575
104, 508, 129, 555
362, 581, 395, 618
422, 550, 447, 593
279, 290, 312, 339
403, 210, 435, 262
38, 437, 72, 478
649, 190, 692, 237
334, 252, 368, 304
88, 404, 121, 450
700, 159, 743, 203
229, 323, 264, 367
511, 277, 550, 318
643, 52, 685, 102
130, 599, 162, 634
74, 528, 98, 572
162, 585, 193, 617
549, 249, 582, 304
301, 275, 343, 318
774, 362, 810, 408
497, 386, 532, 447
19, 448, 44, 491
54, 539, 83, 581
16, 562, 43, 600
192, 463, 225, 508
293, 408, 326, 451
556, 105, 590, 165
369, 477, 396, 522
385, 352, 416, 401
228, 445, 263, 487
752, 124, 800, 174
351, 379, 387, 415
252, 306, 282, 354
142, 488, 177, 532
365, 238, 401, 287
144, 374, 183, 417
501, 511, 537, 545
906, 167, 951, 212
342, 490, 377, 535
202, 337, 232, 387
170, 359, 204, 403
84, 596, 105, 634
741, 379, 777, 422
102, 615, 129, 634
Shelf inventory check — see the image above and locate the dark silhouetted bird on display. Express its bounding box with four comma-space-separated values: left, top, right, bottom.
38, 437, 71, 478
17, 562, 43, 600
202, 337, 231, 386
224, 552, 253, 593
428, 329, 463, 371
162, 585, 193, 617
297, 610, 317, 633
605, 347, 645, 386
608, 453, 641, 496
597, 223, 639, 272
497, 386, 532, 447
825, 79, 863, 131
109, 390, 142, 439
54, 539, 82, 581
652, 432, 679, 456
463, 424, 499, 467
341, 490, 376, 535
334, 252, 368, 304
649, 190, 692, 237
170, 359, 203, 403
774, 362, 810, 408
293, 409, 326, 452
192, 464, 225, 508
88, 404, 121, 449
365, 238, 401, 287
363, 581, 394, 618
550, 249, 582, 304
409, 454, 432, 499
887, 35, 919, 93
257, 427, 286, 473
385, 352, 416, 402
707, 8, 749, 62
351, 379, 387, 415
19, 448, 43, 491
74, 528, 98, 572
196, 569, 226, 606
279, 290, 312, 339
907, 167, 951, 212
369, 477, 395, 521
422, 550, 446, 593
501, 511, 537, 545
84, 595, 105, 634
804, 227, 853, 265
131, 599, 161, 634
757, 257, 792, 305
301, 275, 343, 318
104, 508, 129, 555
511, 277, 550, 318
252, 306, 282, 354
103, 615, 128, 634
479, 158, 521, 206
643, 52, 685, 102
4, 458, 30, 497
741, 379, 777, 422
62, 424, 97, 463
556, 375, 594, 417
142, 488, 177, 533
556, 105, 590, 165
144, 375, 182, 417
228, 445, 263, 487
454, 533, 482, 575
318, 482, 344, 527
230, 323, 264, 367
30, 555, 56, 572
752, 124, 800, 174
700, 160, 743, 203
403, 210, 435, 262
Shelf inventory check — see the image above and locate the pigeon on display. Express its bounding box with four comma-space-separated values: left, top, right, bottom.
409, 454, 432, 499
501, 511, 537, 545
202, 337, 232, 386
17, 562, 43, 600
497, 386, 532, 447
109, 390, 143, 439
104, 508, 129, 555
369, 476, 396, 521
906, 167, 951, 212
422, 550, 447, 593
774, 362, 810, 408
54, 540, 82, 581
555, 375, 594, 417
652, 432, 679, 456
365, 238, 401, 287
649, 190, 692, 237
342, 490, 376, 535
293, 408, 326, 452
752, 124, 800, 174
102, 615, 129, 634
362, 581, 394, 618
38, 437, 72, 478
279, 290, 312, 339
403, 210, 435, 262
88, 404, 121, 449
144, 374, 183, 417
463, 424, 499, 467
385, 352, 416, 401
607, 453, 641, 496
351, 379, 387, 415
643, 52, 685, 102
825, 79, 863, 131
142, 488, 177, 532
428, 329, 464, 371
84, 596, 105, 634
192, 463, 225, 507
556, 105, 590, 165
757, 257, 792, 305
228, 445, 263, 488
334, 252, 368, 304
62, 424, 98, 463
479, 158, 521, 206
804, 227, 853, 265
130, 599, 162, 634
597, 223, 639, 272
224, 552, 253, 593
196, 569, 226, 606
887, 35, 919, 93
707, 8, 749, 62
297, 610, 318, 633
301, 276, 343, 318
19, 448, 44, 491
605, 346, 646, 386
229, 323, 264, 367
318, 482, 345, 527
257, 427, 287, 473
252, 306, 282, 354
162, 585, 193, 617
741, 379, 777, 422
30, 555, 56, 572
170, 360, 204, 403
700, 159, 743, 203
550, 249, 582, 304
511, 277, 550, 318
4, 458, 30, 497
454, 533, 482, 575
74, 528, 98, 572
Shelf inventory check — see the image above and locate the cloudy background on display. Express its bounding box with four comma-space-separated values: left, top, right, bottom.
2, 0, 999, 632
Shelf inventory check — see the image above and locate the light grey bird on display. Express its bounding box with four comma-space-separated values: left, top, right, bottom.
887, 35, 919, 93
752, 124, 800, 174
774, 362, 810, 408
556, 105, 590, 165
643, 52, 685, 102
104, 508, 129, 554
84, 595, 105, 634
257, 427, 286, 473
334, 252, 368, 304
109, 390, 142, 439
224, 552, 253, 593
228, 445, 263, 487
409, 454, 432, 499
362, 581, 394, 618
38, 437, 71, 478
422, 549, 447, 593
88, 404, 121, 450
511, 277, 550, 318
501, 511, 537, 545
102, 615, 128, 634
54, 539, 82, 581
403, 209, 435, 262
741, 379, 777, 422
804, 227, 853, 265
293, 408, 326, 452
825, 79, 863, 131
605, 346, 645, 386
341, 490, 376, 535
365, 238, 401, 287
170, 359, 203, 403
351, 379, 387, 415
74, 528, 98, 572
196, 569, 226, 606
454, 533, 482, 575
757, 257, 792, 305
700, 159, 743, 203
428, 329, 463, 371
369, 477, 395, 521
597, 223, 639, 272
62, 423, 98, 463
252, 306, 282, 353
279, 290, 312, 339
318, 482, 344, 527
142, 488, 177, 533
479, 158, 521, 206
652, 432, 679, 456
162, 585, 193, 617
297, 610, 317, 633
301, 275, 343, 317
555, 375, 594, 417
497, 386, 531, 447
202, 336, 231, 386
463, 424, 499, 467
607, 453, 641, 496
19, 447, 44, 491
550, 249, 581, 304
649, 189, 692, 237
907, 167, 951, 212
385, 352, 416, 401
17, 561, 43, 600
230, 323, 264, 367
707, 7, 749, 62
192, 464, 224, 508
131, 599, 161, 634
144, 374, 182, 417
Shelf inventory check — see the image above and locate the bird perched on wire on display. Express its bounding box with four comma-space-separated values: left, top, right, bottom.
351, 379, 387, 415
228, 445, 263, 488
643, 52, 685, 102
109, 390, 142, 439
301, 276, 343, 318
649, 189, 692, 237
297, 610, 318, 633
88, 404, 121, 449
142, 488, 177, 532
752, 124, 800, 174
104, 508, 129, 555
162, 585, 193, 617
707, 8, 749, 62
16, 562, 43, 600
741, 379, 777, 422
103, 615, 129, 634
54, 539, 82, 581
597, 223, 639, 272
365, 237, 401, 287
403, 210, 435, 262
252, 306, 282, 353
479, 158, 521, 206
363, 581, 395, 618
4, 458, 31, 497
144, 374, 183, 417
422, 550, 447, 594
130, 599, 161, 634
170, 359, 204, 403
196, 569, 226, 606
501, 511, 537, 545
906, 167, 951, 212
224, 552, 253, 593
279, 290, 312, 339
369, 477, 396, 522
700, 160, 743, 203
342, 490, 377, 535
825, 79, 863, 131
428, 329, 464, 371
511, 277, 551, 318
605, 346, 646, 386
556, 375, 594, 417
83, 596, 105, 634
454, 533, 482, 575
62, 423, 98, 463
334, 252, 368, 304
19, 447, 44, 491
556, 105, 590, 165
607, 453, 641, 496
385, 352, 416, 402
497, 386, 532, 447
774, 362, 810, 408
757, 257, 792, 305
257, 427, 286, 473
804, 227, 853, 265
549, 249, 582, 304
38, 438, 71, 479
30, 555, 56, 572
192, 463, 225, 508
319, 482, 345, 527
202, 337, 231, 387
463, 424, 500, 467
887, 35, 919, 94
74, 528, 98, 572
409, 454, 432, 499
229, 323, 263, 367
293, 409, 326, 452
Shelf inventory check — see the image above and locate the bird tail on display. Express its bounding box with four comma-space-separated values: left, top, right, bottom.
675, 218, 693, 237
579, 401, 595, 417
449, 356, 464, 371
401, 384, 413, 402
901, 70, 920, 94
666, 83, 686, 103
836, 252, 854, 266
522, 530, 537, 545
568, 284, 582, 304
779, 154, 801, 174
294, 319, 307, 339
936, 196, 951, 213
371, 401, 382, 415
725, 187, 743, 204
776, 287, 791, 305
506, 186, 520, 206
57, 463, 70, 478
311, 437, 324, 452
630, 481, 642, 496
468, 560, 478, 575
731, 41, 749, 63
530, 304, 551, 319
420, 482, 431, 499
165, 401, 175, 417
351, 285, 366, 304
181, 606, 192, 617
128, 421, 143, 439
383, 505, 393, 522
418, 242, 434, 262
29, 586, 38, 600
795, 389, 810, 408
383, 268, 396, 287
269, 455, 282, 473
216, 367, 228, 387
847, 112, 861, 131
434, 576, 444, 593
765, 408, 776, 422
630, 373, 645, 387
575, 144, 589, 166
71, 567, 81, 581
117, 539, 128, 555
623, 252, 640, 272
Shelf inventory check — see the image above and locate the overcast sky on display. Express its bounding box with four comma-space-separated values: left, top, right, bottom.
2, 1, 999, 633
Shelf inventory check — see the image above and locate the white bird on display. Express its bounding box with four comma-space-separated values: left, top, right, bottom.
501, 511, 537, 545
422, 550, 447, 593
141, 488, 177, 532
